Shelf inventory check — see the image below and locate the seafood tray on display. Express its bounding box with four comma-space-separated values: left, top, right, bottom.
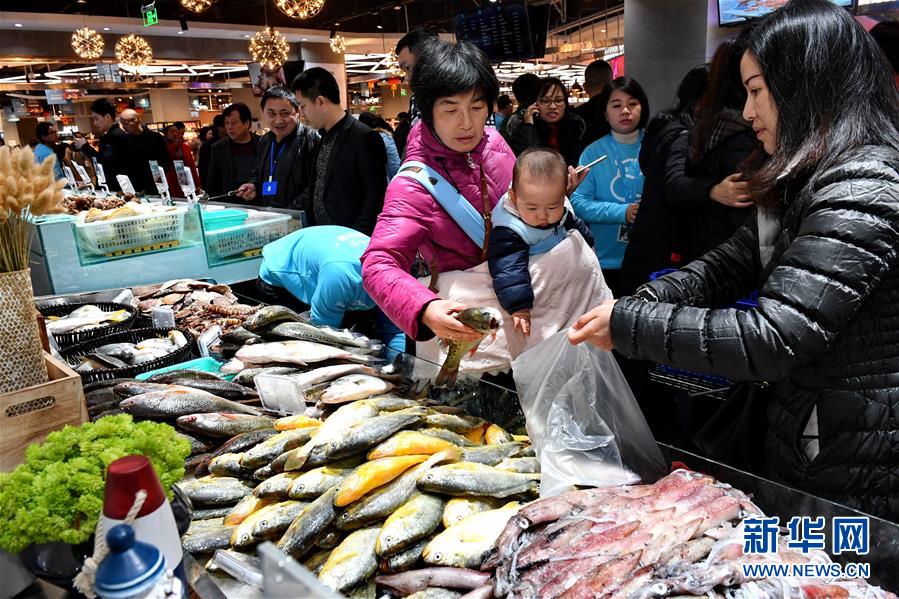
73, 206, 187, 259
37, 301, 138, 348
204, 214, 292, 263
59, 327, 193, 383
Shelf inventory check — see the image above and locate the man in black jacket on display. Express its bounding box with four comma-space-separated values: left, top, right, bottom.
119, 108, 171, 194
235, 87, 318, 210
292, 68, 387, 235
206, 103, 260, 198
198, 113, 225, 188
75, 98, 132, 191
572, 59, 613, 145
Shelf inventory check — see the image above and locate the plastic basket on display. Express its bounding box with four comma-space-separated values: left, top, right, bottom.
59, 327, 194, 383
202, 209, 249, 232
74, 207, 187, 258
38, 301, 138, 348
204, 214, 291, 260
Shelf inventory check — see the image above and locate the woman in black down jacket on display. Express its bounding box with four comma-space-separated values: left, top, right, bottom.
570, 0, 899, 521
505, 77, 586, 167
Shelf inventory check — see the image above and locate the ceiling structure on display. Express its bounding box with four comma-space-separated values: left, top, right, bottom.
0, 0, 624, 35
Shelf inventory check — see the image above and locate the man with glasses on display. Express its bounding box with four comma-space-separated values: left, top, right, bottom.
120, 108, 171, 194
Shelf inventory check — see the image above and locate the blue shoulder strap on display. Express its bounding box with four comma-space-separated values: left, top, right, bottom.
394, 160, 486, 249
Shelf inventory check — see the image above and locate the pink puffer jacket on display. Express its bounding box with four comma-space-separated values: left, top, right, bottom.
361, 122, 515, 340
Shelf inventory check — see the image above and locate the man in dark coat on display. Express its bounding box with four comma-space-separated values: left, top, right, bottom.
206, 103, 260, 197
572, 59, 613, 145
75, 98, 133, 191
292, 68, 387, 236
119, 108, 171, 194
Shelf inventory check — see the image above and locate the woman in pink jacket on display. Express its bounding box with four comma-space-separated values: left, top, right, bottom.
361, 40, 516, 342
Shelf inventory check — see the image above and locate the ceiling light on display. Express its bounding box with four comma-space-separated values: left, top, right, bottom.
103, 27, 110, 31
72, 27, 105, 60
180, 0, 214, 13
275, 0, 325, 20
600, 28, 606, 32
394, 4, 401, 9
177, 30, 184, 34
14, 23, 23, 28
115, 33, 153, 67
302, 38, 308, 41
377, 24, 383, 29
243, 34, 251, 38
249, 26, 290, 71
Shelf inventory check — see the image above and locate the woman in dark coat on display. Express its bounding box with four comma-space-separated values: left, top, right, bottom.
570, 0, 899, 521
505, 77, 586, 167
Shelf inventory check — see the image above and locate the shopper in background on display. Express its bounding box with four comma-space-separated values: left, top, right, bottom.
206, 103, 260, 198
506, 77, 586, 167
358, 112, 401, 181
75, 98, 131, 191
499, 73, 539, 142
618, 65, 710, 296
293, 67, 387, 235
362, 39, 514, 342
395, 28, 439, 122
672, 39, 755, 264
33, 122, 64, 180
173, 121, 186, 143
572, 59, 614, 144
570, 77, 649, 297
493, 94, 513, 131
258, 225, 407, 356
199, 113, 226, 187
163, 124, 201, 197
571, 0, 899, 521
236, 86, 319, 210
119, 108, 171, 195
64, 132, 97, 186
393, 111, 412, 157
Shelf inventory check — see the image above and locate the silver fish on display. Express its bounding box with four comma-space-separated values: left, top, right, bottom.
236, 340, 382, 367
320, 374, 396, 404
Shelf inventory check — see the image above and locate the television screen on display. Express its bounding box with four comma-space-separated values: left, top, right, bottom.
718, 0, 853, 26
855, 0, 899, 13
454, 0, 535, 62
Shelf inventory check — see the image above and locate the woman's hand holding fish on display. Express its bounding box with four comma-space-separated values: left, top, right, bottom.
422, 300, 483, 342
568, 300, 616, 350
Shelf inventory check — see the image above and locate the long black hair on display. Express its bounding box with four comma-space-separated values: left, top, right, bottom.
746, 0, 899, 208
690, 38, 748, 163
597, 77, 651, 131
411, 40, 499, 131
646, 64, 710, 140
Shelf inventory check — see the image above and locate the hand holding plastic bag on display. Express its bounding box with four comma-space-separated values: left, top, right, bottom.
512, 330, 666, 497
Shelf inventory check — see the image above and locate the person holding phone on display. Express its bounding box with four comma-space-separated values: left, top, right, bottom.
570, 77, 650, 297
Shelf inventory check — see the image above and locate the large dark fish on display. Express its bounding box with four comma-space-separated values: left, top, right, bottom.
435, 308, 502, 388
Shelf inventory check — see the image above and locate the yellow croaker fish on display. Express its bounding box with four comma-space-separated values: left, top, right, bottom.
335, 455, 430, 507
435, 308, 503, 388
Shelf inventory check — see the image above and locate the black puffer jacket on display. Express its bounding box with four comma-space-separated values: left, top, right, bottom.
505, 111, 587, 167
611, 146, 899, 521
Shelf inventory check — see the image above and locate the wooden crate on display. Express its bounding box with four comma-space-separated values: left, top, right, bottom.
0, 352, 86, 471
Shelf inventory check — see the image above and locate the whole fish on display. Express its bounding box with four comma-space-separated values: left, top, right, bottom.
377, 493, 446, 557
93, 342, 140, 362
381, 537, 432, 573
236, 341, 382, 367
460, 443, 522, 466
423, 503, 521, 569
113, 381, 172, 398
320, 374, 396, 404
274, 414, 322, 431
442, 497, 503, 528
277, 364, 381, 394
208, 453, 255, 478
46, 307, 130, 334
420, 428, 477, 447
181, 518, 235, 554
230, 506, 271, 550
368, 430, 458, 459
322, 410, 425, 464
484, 424, 514, 445
335, 455, 430, 507
224, 494, 274, 526
435, 308, 502, 388
240, 427, 318, 470
376, 567, 492, 596
176, 413, 275, 438
212, 428, 279, 458
153, 377, 258, 401
422, 413, 485, 434
318, 526, 381, 593
254, 472, 302, 500
176, 476, 254, 507
147, 369, 224, 383
243, 305, 305, 333
288, 466, 355, 500
232, 366, 301, 387
218, 327, 261, 346
495, 457, 540, 474
120, 388, 262, 418
277, 486, 340, 559
418, 463, 540, 498
250, 500, 308, 540
266, 321, 379, 351
336, 449, 461, 531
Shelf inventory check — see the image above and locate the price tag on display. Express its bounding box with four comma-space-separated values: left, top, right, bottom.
73, 163, 91, 184
149, 160, 170, 200
63, 166, 78, 189
91, 158, 107, 185
116, 174, 136, 195
174, 160, 197, 205
197, 325, 222, 358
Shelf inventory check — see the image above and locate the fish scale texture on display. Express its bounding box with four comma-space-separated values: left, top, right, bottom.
611, 146, 899, 521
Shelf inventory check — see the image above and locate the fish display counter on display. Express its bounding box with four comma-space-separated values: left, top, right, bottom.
28, 203, 302, 296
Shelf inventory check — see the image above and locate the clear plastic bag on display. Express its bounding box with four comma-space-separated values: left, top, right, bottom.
512, 330, 666, 497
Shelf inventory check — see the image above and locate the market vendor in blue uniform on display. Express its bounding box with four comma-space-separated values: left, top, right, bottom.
258, 225, 407, 356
